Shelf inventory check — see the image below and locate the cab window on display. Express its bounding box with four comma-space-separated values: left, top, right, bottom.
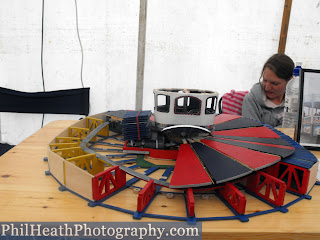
156, 94, 170, 113
205, 96, 217, 114
174, 96, 201, 115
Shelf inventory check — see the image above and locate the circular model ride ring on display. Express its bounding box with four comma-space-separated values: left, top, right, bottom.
46, 112, 320, 224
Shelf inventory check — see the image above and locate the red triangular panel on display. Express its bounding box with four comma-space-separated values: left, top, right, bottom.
214, 114, 242, 125
169, 144, 212, 188
213, 126, 280, 138
201, 139, 280, 170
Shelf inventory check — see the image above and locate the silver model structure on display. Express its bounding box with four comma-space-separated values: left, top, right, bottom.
153, 88, 219, 129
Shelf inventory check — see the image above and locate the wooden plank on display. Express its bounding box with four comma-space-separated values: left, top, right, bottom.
307, 161, 319, 193
278, 0, 293, 53
64, 160, 94, 201
48, 149, 65, 185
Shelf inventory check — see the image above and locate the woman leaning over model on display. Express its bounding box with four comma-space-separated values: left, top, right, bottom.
242, 53, 295, 127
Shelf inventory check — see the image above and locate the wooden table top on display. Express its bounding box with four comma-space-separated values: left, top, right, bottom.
1, 120, 320, 240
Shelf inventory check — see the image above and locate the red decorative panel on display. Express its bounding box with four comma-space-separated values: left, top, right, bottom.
246, 171, 287, 206
170, 143, 212, 188
186, 188, 195, 217
274, 162, 310, 195
137, 180, 156, 212
92, 165, 126, 201
219, 182, 246, 215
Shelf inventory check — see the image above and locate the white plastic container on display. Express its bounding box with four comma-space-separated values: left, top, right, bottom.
282, 62, 301, 128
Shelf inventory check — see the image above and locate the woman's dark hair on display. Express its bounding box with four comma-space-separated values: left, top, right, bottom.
260, 53, 295, 81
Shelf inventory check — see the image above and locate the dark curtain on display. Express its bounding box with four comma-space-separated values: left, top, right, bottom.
0, 87, 89, 115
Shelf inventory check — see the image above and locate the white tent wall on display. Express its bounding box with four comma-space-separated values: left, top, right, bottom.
0, 0, 319, 145
0, 0, 139, 145
143, 0, 285, 110
285, 1, 320, 66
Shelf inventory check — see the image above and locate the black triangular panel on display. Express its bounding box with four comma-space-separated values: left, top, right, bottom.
191, 142, 252, 184
214, 117, 263, 131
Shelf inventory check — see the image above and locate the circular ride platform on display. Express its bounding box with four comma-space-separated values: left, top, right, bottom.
47, 112, 319, 223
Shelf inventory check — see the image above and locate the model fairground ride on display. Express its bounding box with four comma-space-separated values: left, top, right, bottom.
46, 88, 319, 224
